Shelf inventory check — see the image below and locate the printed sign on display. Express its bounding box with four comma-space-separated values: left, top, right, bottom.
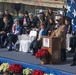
43, 38, 50, 47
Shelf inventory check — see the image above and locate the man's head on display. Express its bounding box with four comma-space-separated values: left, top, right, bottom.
24, 11, 28, 17
3, 16, 8, 24
65, 18, 70, 25
56, 17, 63, 25
4, 9, 9, 15
37, 14, 43, 20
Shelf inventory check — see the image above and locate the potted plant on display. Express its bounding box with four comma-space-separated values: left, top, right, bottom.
8, 64, 23, 75
23, 68, 33, 75
32, 70, 45, 75
0, 63, 10, 75
35, 49, 50, 64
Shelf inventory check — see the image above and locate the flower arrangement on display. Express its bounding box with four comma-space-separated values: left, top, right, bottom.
35, 49, 49, 60
23, 68, 33, 75
0, 63, 10, 72
8, 64, 23, 74
0, 62, 53, 75
32, 70, 45, 75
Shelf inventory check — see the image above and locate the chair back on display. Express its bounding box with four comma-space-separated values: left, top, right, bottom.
21, 34, 29, 40
29, 30, 37, 42
29, 30, 37, 37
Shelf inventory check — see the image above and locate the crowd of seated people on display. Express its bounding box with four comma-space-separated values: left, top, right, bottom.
0, 9, 54, 48
0, 9, 76, 66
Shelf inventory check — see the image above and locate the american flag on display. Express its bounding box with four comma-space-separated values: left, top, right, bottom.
66, 0, 76, 30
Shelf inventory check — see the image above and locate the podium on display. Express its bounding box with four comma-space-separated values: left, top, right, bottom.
42, 36, 61, 64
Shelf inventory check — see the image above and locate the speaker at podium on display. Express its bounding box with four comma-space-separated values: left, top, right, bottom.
42, 36, 61, 64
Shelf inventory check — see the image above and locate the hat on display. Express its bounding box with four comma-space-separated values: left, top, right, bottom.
56, 17, 62, 21
25, 11, 28, 14
39, 9, 43, 13
29, 13, 33, 16
37, 14, 43, 17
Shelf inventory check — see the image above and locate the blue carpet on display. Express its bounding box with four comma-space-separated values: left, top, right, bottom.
0, 49, 76, 75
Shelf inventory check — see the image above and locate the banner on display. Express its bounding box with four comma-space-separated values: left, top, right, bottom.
66, 0, 76, 30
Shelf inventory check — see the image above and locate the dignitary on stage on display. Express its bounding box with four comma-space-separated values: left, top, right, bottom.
51, 17, 66, 62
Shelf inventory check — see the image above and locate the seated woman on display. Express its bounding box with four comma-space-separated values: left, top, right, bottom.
7, 18, 21, 51
30, 22, 47, 55
46, 18, 55, 36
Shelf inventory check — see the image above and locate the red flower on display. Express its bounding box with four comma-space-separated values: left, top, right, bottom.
32, 70, 45, 75
8, 64, 23, 73
35, 49, 49, 59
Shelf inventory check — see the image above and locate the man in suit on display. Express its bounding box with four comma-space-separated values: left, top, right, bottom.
2, 9, 13, 26
51, 17, 66, 61
64, 18, 73, 52
0, 16, 12, 47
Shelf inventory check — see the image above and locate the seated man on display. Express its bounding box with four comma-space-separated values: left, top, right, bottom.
7, 18, 21, 51
0, 16, 12, 48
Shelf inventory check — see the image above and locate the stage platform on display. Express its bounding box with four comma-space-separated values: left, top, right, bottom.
0, 48, 76, 75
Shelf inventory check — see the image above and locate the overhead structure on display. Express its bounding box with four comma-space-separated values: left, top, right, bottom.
0, 0, 66, 8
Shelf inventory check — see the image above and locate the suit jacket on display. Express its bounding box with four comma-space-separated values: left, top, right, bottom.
0, 22, 12, 33
51, 25, 66, 49
2, 13, 13, 26
66, 24, 72, 34
0, 18, 4, 31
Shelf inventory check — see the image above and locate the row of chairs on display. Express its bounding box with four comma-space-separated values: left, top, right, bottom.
17, 30, 37, 52
14, 30, 72, 52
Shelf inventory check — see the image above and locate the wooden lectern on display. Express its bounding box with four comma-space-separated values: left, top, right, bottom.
42, 36, 61, 64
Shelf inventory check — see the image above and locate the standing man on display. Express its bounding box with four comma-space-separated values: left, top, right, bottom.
65, 18, 72, 52
51, 17, 66, 61
2, 9, 13, 26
